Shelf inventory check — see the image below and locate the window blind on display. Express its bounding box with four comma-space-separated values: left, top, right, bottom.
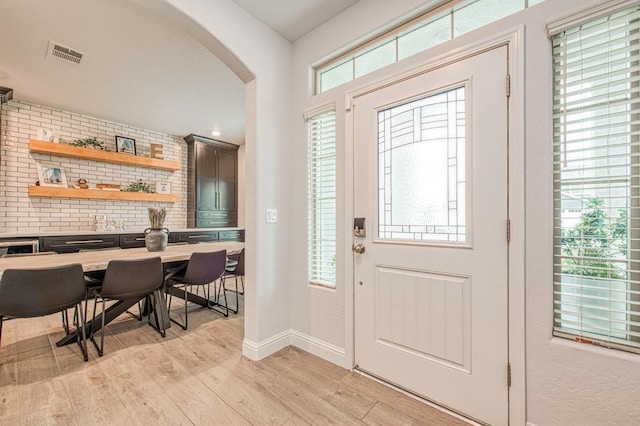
552, 5, 640, 353
307, 109, 337, 287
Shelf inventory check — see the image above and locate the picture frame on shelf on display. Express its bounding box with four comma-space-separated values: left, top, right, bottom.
115, 135, 136, 155
155, 181, 171, 194
37, 163, 68, 188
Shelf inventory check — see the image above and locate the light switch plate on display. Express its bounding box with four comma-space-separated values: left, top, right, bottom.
266, 208, 278, 223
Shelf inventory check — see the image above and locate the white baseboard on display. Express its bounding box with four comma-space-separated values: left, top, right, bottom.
242, 329, 291, 361
242, 328, 349, 368
289, 329, 349, 368
526, 423, 538, 426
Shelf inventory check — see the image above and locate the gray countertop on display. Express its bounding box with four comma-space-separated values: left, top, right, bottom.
0, 227, 244, 239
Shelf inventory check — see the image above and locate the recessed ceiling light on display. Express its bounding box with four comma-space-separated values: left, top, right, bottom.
211, 130, 221, 137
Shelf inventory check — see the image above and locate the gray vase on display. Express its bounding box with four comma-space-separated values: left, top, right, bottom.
144, 227, 169, 252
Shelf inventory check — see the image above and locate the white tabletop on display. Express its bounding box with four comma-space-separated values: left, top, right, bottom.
0, 241, 244, 277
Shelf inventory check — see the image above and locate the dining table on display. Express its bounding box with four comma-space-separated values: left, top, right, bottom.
0, 240, 244, 346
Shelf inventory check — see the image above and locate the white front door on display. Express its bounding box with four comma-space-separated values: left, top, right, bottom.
353, 46, 509, 425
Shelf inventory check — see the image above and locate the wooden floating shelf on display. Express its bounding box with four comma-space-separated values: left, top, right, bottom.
29, 140, 181, 172
29, 186, 181, 203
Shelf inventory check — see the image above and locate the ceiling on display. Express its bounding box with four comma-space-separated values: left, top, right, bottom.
0, 0, 358, 145
233, 0, 359, 41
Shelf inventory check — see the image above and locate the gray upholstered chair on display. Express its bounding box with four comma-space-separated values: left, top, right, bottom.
222, 248, 244, 314
89, 257, 165, 356
0, 252, 74, 330
224, 248, 244, 294
165, 250, 228, 330
0, 263, 89, 361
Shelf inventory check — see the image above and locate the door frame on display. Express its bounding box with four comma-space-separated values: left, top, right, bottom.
343, 27, 525, 425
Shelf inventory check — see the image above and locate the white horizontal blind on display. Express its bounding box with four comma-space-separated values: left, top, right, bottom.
307, 109, 337, 287
552, 5, 640, 353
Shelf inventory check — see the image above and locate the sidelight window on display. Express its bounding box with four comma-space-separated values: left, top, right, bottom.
552, 5, 640, 353
306, 107, 337, 288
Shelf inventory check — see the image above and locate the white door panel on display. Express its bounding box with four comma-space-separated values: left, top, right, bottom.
353, 46, 509, 425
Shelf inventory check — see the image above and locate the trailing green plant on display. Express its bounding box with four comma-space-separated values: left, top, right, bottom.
148, 207, 166, 228
561, 198, 626, 279
68, 137, 111, 151
123, 179, 154, 193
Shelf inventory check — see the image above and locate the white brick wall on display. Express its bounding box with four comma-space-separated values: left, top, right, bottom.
0, 100, 188, 233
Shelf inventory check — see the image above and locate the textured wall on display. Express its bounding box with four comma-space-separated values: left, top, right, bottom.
0, 99, 187, 233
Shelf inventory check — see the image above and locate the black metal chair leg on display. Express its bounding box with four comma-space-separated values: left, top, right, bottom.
99, 298, 106, 356
61, 309, 70, 335
83, 287, 93, 339
167, 281, 189, 330
184, 284, 189, 330
217, 277, 238, 314
89, 294, 105, 357
209, 278, 229, 317
75, 303, 88, 362
233, 278, 239, 314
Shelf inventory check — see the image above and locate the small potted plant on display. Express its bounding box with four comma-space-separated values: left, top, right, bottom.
144, 207, 168, 251
123, 179, 154, 193
69, 136, 111, 151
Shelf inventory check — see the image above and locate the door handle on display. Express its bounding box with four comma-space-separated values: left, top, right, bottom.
65, 240, 104, 245
352, 243, 365, 254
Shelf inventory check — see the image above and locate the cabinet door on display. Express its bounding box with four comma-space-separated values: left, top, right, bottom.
175, 231, 219, 244
197, 178, 217, 210
217, 147, 237, 211
219, 230, 244, 242
196, 210, 236, 227
217, 148, 236, 182
42, 234, 119, 253
196, 143, 217, 180
119, 233, 147, 249
218, 180, 236, 211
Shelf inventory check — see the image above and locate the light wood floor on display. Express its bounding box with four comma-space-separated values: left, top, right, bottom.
0, 293, 469, 425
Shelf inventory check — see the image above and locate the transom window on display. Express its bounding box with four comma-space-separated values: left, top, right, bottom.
315, 0, 546, 94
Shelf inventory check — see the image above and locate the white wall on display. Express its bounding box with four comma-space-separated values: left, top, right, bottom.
158, 0, 294, 354
291, 0, 640, 425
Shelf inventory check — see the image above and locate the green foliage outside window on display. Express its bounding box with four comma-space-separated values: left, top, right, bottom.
561, 198, 627, 279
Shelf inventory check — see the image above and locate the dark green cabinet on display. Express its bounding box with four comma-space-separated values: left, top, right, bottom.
41, 230, 244, 253
184, 134, 239, 228
41, 234, 120, 253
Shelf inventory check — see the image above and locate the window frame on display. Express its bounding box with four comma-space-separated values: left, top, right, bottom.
305, 105, 337, 288
314, 0, 546, 94
550, 4, 640, 354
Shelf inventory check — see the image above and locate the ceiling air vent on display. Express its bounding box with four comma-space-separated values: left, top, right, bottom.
0, 86, 13, 105
47, 41, 83, 65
